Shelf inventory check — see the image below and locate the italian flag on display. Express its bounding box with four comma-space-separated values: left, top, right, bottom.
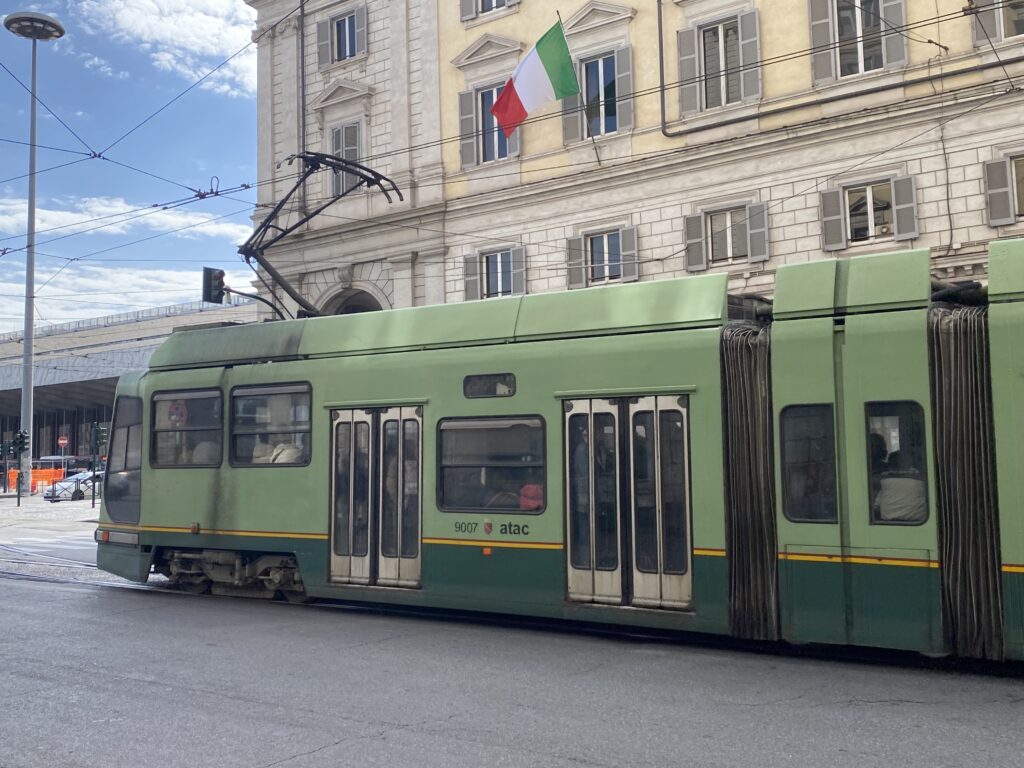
491, 21, 579, 139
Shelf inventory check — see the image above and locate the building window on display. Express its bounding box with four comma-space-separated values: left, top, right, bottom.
335, 12, 357, 61
331, 122, 361, 196
481, 0, 507, 12
482, 249, 513, 297
845, 181, 893, 242
1002, 1, 1024, 38
707, 207, 749, 262
836, 0, 883, 76
438, 417, 546, 513
701, 19, 741, 109
587, 231, 621, 283
151, 390, 222, 468
583, 53, 617, 137
231, 384, 312, 466
478, 85, 508, 163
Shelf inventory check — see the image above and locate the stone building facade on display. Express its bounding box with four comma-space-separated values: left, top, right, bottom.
247, 0, 1024, 313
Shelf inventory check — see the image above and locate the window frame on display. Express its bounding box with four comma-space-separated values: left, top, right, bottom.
705, 206, 750, 263
780, 404, 838, 524
481, 248, 513, 298
477, 82, 509, 164
229, 382, 313, 469
330, 120, 362, 196
844, 179, 894, 244
436, 415, 547, 515
480, 0, 508, 13
586, 230, 622, 285
333, 11, 358, 62
1001, 1, 1024, 40
1013, 156, 1024, 218
149, 388, 224, 469
104, 395, 144, 524
835, 0, 883, 78
699, 17, 742, 110
581, 51, 617, 138
864, 400, 930, 527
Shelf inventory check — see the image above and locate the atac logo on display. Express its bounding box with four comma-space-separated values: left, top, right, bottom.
483, 519, 492, 535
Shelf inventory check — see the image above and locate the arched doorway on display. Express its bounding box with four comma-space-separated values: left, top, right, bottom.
323, 289, 384, 315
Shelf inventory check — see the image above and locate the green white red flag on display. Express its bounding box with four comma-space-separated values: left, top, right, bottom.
491, 21, 579, 139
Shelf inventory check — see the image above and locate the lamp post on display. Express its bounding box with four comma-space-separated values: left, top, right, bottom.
4, 11, 65, 496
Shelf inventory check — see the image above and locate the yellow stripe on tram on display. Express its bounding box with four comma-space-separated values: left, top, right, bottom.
422, 537, 563, 551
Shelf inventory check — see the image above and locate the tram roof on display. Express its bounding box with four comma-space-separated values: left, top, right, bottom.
149, 271, 732, 370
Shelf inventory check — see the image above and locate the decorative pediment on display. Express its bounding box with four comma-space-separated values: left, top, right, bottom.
312, 79, 371, 130
563, 1, 636, 37
451, 34, 523, 70
313, 79, 371, 111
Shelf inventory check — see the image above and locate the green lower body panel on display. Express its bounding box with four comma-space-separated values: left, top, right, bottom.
97, 542, 155, 583
1003, 572, 1024, 661
780, 559, 944, 654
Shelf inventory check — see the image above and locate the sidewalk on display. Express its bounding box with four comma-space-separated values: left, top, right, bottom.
0, 492, 99, 543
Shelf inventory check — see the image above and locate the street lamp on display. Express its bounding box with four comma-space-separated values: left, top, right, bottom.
4, 11, 65, 495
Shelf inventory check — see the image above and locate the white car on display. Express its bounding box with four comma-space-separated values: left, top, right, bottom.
43, 470, 103, 502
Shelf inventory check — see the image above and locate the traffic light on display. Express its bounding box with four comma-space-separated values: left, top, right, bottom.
202, 267, 227, 304
91, 425, 108, 452
13, 430, 28, 456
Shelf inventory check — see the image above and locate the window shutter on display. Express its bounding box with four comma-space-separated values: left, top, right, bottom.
317, 20, 332, 68
881, 0, 907, 68
820, 189, 847, 251
747, 203, 770, 263
809, 0, 835, 84
614, 47, 634, 132
342, 123, 360, 192
459, 90, 476, 169
507, 126, 521, 158
354, 5, 368, 56
511, 246, 527, 295
464, 256, 481, 301
567, 236, 586, 289
620, 226, 639, 282
331, 127, 342, 196
984, 159, 1015, 227
892, 176, 918, 241
461, 0, 477, 22
678, 28, 700, 117
972, 0, 1000, 47
685, 214, 707, 272
739, 11, 762, 101
563, 92, 583, 145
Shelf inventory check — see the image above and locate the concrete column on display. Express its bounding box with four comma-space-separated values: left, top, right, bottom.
388, 254, 416, 309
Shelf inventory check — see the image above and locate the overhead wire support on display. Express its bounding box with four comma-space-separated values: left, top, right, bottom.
963, 0, 1019, 91
238, 152, 403, 319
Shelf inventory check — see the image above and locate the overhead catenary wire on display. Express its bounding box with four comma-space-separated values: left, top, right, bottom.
0, 60, 96, 155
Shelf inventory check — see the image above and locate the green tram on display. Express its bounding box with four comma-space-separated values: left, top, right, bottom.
96, 242, 1024, 661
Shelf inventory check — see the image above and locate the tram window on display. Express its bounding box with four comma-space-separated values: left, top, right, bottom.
333, 422, 352, 557
105, 396, 143, 524
866, 401, 929, 525
781, 405, 837, 523
150, 390, 222, 467
464, 373, 516, 399
659, 411, 688, 574
438, 417, 545, 513
568, 414, 592, 569
231, 384, 311, 466
632, 412, 659, 574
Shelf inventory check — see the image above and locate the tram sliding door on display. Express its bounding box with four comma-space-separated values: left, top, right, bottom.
565, 396, 692, 610
566, 399, 622, 604
629, 396, 692, 610
330, 407, 422, 588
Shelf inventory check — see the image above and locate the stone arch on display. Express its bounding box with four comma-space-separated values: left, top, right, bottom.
318, 283, 390, 315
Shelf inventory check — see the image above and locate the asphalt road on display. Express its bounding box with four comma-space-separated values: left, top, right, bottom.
1, 578, 1021, 768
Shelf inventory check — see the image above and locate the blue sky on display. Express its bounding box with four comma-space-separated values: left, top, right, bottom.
0, 0, 259, 333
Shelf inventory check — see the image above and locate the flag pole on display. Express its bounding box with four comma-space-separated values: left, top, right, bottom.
556, 11, 601, 166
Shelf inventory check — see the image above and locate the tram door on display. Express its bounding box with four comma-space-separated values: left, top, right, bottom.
330, 407, 422, 588
566, 396, 692, 609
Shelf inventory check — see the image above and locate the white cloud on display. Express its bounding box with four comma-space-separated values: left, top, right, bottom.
0, 263, 254, 332
76, 0, 257, 98
81, 54, 130, 80
0, 196, 253, 245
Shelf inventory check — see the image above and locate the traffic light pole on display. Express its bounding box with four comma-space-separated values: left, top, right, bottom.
91, 422, 97, 509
